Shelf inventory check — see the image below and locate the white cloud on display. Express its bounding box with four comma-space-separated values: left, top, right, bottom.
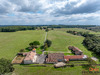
0, 0, 100, 25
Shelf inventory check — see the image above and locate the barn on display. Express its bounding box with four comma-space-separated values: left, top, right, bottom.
46, 53, 64, 64
64, 55, 88, 61
68, 46, 83, 55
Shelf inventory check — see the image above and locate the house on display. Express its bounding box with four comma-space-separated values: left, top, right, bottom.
23, 48, 37, 64
68, 46, 83, 55
64, 55, 88, 62
46, 53, 64, 64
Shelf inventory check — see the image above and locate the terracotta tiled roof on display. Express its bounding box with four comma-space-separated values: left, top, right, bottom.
33, 48, 36, 51
68, 46, 83, 55
24, 51, 36, 61
64, 55, 85, 60
46, 53, 64, 63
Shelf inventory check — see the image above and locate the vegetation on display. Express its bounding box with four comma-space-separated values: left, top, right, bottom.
0, 28, 100, 75
83, 35, 100, 55
47, 30, 92, 57
67, 30, 100, 56
0, 26, 36, 32
20, 49, 25, 52
29, 41, 40, 48
45, 39, 52, 47
0, 58, 14, 74
45, 28, 49, 32
47, 25, 96, 28
85, 26, 100, 32
0, 30, 45, 59
67, 30, 94, 37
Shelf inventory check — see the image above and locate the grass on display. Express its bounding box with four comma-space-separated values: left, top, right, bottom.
0, 28, 100, 75
0, 30, 46, 60
47, 29, 93, 57
13, 65, 83, 75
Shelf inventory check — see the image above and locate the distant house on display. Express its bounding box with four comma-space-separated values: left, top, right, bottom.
68, 46, 83, 55
46, 53, 64, 64
64, 55, 88, 62
23, 48, 37, 64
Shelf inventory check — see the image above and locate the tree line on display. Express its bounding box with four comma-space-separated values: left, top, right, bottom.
0, 25, 96, 32
83, 36, 100, 55
47, 25, 96, 28
0, 26, 36, 32
67, 30, 94, 37
67, 30, 100, 56
85, 26, 100, 32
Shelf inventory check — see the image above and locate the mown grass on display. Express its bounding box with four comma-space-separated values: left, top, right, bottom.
47, 29, 93, 57
0, 30, 46, 60
13, 65, 83, 75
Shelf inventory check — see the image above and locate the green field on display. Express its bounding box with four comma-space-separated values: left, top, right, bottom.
47, 29, 93, 57
0, 28, 100, 75
0, 30, 45, 59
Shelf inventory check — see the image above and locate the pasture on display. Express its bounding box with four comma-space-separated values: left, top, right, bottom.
0, 28, 100, 75
0, 30, 45, 60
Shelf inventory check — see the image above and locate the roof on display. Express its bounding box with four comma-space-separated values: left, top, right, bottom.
91, 57, 98, 61
64, 55, 87, 60
24, 51, 36, 61
68, 46, 83, 54
46, 53, 64, 63
32, 48, 36, 51
54, 62, 66, 67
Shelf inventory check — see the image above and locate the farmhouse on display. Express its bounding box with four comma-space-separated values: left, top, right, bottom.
68, 46, 83, 55
64, 55, 88, 61
46, 53, 64, 63
23, 48, 37, 64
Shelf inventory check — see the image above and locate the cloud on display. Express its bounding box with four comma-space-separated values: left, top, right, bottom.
52, 0, 100, 15
0, 0, 100, 25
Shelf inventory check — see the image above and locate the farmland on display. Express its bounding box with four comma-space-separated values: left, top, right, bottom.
0, 28, 100, 75
0, 30, 45, 59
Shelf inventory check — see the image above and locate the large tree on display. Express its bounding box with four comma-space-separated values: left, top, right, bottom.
29, 41, 40, 48
0, 58, 14, 74
45, 39, 52, 47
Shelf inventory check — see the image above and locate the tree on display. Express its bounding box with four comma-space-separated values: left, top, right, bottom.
45, 39, 52, 47
45, 28, 49, 32
33, 41, 40, 45
40, 27, 43, 30
29, 41, 40, 48
44, 43, 48, 50
0, 58, 14, 74
51, 28, 54, 30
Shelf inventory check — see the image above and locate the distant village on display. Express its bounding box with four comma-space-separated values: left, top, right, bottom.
11, 45, 95, 68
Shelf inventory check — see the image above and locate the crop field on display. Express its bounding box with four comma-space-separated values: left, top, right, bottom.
0, 28, 100, 75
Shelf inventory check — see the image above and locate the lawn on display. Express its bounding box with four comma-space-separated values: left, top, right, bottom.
47, 29, 93, 57
0, 30, 46, 60
13, 65, 83, 75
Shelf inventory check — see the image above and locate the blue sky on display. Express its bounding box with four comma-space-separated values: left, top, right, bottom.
0, 0, 100, 25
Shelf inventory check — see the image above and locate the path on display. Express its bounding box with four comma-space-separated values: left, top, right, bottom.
44, 32, 47, 42
42, 32, 48, 54
43, 51, 71, 53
